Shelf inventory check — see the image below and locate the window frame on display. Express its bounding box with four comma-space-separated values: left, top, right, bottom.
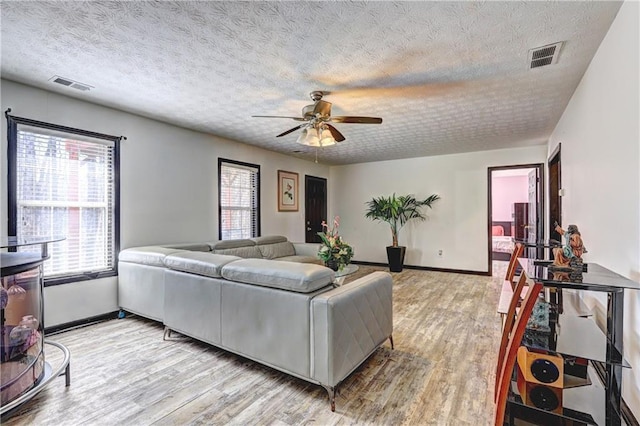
6, 112, 121, 287
217, 158, 261, 240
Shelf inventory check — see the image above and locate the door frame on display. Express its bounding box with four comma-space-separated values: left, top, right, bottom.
548, 144, 562, 258
487, 163, 545, 276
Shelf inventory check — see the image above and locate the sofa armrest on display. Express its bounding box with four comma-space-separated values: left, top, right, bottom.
310, 271, 393, 387
292, 242, 321, 258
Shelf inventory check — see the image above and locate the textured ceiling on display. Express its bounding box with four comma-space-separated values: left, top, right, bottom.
0, 1, 622, 165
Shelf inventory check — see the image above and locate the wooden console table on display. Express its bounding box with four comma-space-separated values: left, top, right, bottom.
506, 258, 640, 425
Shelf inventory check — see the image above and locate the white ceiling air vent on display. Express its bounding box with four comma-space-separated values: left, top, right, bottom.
49, 75, 93, 91
528, 42, 564, 69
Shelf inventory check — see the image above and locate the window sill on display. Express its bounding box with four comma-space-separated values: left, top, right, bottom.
44, 270, 117, 287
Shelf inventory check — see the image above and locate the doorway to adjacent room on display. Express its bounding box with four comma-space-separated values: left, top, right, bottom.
487, 164, 544, 276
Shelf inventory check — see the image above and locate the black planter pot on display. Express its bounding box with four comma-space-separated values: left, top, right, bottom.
325, 259, 340, 271
386, 246, 406, 272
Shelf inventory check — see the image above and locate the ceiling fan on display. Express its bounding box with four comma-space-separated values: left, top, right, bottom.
252, 91, 382, 147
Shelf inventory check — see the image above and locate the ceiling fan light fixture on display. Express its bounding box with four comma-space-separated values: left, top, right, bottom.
319, 127, 336, 147
296, 126, 336, 147
296, 128, 320, 146
255, 91, 381, 148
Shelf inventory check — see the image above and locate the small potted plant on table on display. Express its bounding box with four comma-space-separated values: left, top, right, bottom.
317, 216, 354, 271
365, 193, 440, 272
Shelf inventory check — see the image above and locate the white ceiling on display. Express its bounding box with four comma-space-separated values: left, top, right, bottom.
0, 1, 622, 165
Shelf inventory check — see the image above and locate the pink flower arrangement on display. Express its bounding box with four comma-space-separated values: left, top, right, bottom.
317, 216, 353, 271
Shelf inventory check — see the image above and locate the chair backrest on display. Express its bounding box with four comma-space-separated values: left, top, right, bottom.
494, 272, 528, 400
505, 242, 524, 289
494, 280, 543, 426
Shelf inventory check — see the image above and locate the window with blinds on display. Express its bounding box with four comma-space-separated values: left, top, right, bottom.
7, 115, 120, 284
218, 159, 260, 240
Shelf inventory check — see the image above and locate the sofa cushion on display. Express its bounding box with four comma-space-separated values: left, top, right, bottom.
221, 259, 334, 293
277, 255, 323, 265
209, 239, 256, 250
251, 235, 288, 245
258, 241, 296, 260
209, 239, 262, 258
213, 246, 263, 258
163, 242, 211, 252
118, 246, 184, 267
164, 252, 241, 278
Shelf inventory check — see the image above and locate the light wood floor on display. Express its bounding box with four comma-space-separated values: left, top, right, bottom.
4, 264, 507, 425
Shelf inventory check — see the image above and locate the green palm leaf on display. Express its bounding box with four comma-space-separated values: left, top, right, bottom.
364, 193, 440, 247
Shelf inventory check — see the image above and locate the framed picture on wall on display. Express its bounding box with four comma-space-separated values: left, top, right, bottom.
278, 170, 299, 211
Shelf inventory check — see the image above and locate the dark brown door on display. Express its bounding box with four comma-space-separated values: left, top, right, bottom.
305, 175, 327, 243
548, 145, 562, 256
513, 203, 529, 239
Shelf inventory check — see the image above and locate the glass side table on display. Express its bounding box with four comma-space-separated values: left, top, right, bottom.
1, 237, 70, 417
334, 264, 360, 286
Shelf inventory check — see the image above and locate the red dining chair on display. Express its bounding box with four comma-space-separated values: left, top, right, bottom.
497, 243, 526, 328
494, 280, 544, 425
506, 242, 524, 290
495, 272, 528, 399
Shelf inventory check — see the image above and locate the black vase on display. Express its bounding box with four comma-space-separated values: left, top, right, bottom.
386, 246, 406, 272
325, 259, 340, 271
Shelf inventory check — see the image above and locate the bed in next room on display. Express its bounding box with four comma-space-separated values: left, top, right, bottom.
491, 221, 514, 261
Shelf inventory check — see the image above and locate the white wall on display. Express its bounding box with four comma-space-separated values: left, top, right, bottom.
329, 145, 547, 272
1, 79, 330, 327
492, 175, 529, 222
548, 1, 640, 416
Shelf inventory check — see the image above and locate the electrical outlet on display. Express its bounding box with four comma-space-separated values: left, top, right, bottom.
438, 249, 443, 257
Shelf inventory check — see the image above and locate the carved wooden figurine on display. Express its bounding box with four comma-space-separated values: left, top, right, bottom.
553, 224, 587, 268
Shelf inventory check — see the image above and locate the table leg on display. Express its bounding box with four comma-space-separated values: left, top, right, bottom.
606, 290, 623, 426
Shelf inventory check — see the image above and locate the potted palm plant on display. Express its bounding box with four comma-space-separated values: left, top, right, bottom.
365, 193, 440, 272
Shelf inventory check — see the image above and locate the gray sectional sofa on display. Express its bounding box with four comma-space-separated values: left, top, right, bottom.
117, 235, 393, 411
118, 235, 322, 321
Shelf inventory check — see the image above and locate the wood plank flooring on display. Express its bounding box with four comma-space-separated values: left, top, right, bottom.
3, 265, 506, 425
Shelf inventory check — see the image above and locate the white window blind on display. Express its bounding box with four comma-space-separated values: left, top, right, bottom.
14, 128, 117, 278
219, 161, 259, 239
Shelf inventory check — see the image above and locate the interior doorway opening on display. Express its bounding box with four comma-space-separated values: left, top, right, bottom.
487, 164, 544, 276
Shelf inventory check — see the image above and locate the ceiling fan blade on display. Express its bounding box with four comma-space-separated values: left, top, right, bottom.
313, 100, 332, 117
276, 124, 305, 137
252, 115, 306, 121
331, 116, 383, 124
325, 124, 346, 142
